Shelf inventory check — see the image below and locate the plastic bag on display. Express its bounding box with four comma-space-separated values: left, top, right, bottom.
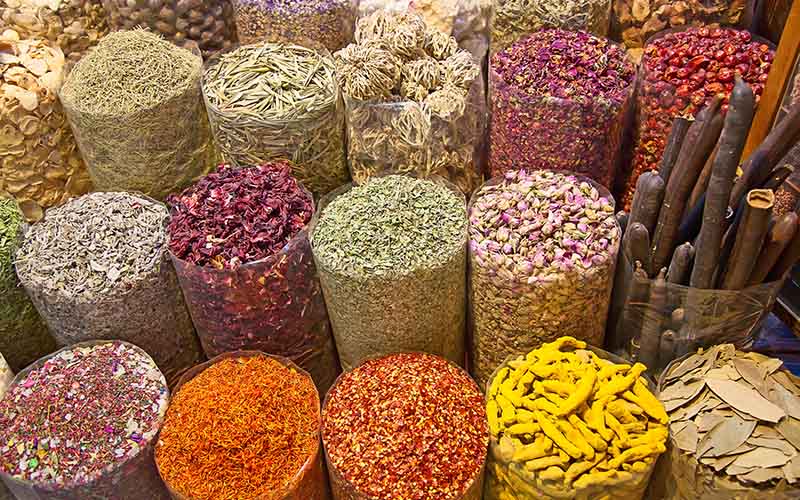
101, 0, 237, 58
230, 0, 356, 51
202, 43, 349, 198
345, 75, 486, 194
0, 341, 170, 500
157, 351, 330, 500
170, 229, 340, 394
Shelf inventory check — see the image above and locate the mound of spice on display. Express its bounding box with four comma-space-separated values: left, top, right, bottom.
231, 0, 356, 51
15, 192, 200, 379
156, 354, 326, 500
469, 170, 621, 388
485, 337, 668, 499
653, 345, 800, 497
311, 175, 467, 371
0, 341, 169, 498
203, 43, 348, 197
335, 11, 484, 193
624, 27, 774, 209
0, 197, 55, 373
167, 163, 338, 392
322, 352, 488, 499
489, 29, 636, 190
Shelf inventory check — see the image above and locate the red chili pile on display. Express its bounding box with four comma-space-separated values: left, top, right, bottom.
322, 353, 488, 499
625, 27, 774, 208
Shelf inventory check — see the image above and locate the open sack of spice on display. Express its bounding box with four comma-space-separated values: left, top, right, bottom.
334, 10, 485, 194
167, 161, 339, 394
651, 344, 800, 498
484, 337, 669, 500
609, 76, 800, 374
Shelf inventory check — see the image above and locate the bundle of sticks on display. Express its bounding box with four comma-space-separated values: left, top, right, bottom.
614, 77, 800, 370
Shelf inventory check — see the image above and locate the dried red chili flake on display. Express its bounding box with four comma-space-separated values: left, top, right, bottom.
322, 352, 489, 500
624, 26, 775, 209
166, 162, 339, 392
490, 29, 636, 191
155, 354, 326, 500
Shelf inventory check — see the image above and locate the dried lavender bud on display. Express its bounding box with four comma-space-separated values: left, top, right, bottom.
469, 169, 621, 387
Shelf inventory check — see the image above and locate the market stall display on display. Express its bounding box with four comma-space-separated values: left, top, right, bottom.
156, 352, 328, 499
0, 30, 92, 222
59, 29, 215, 201
167, 162, 339, 393
15, 192, 201, 379
101, 0, 237, 59
0, 197, 54, 373
469, 169, 621, 388
310, 175, 467, 371
322, 352, 488, 500
0, 341, 170, 499
489, 29, 636, 190
651, 345, 800, 498
484, 337, 669, 499
335, 10, 484, 194
202, 42, 349, 198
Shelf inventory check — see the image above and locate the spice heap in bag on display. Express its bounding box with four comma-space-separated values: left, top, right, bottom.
469, 169, 620, 387
485, 337, 668, 500
156, 354, 327, 499
311, 175, 467, 371
0, 341, 169, 499
654, 345, 800, 498
167, 162, 339, 392
0, 30, 92, 222
490, 29, 636, 190
0, 197, 54, 373
203, 42, 349, 197
15, 192, 201, 378
624, 27, 774, 208
323, 352, 488, 500
335, 11, 484, 193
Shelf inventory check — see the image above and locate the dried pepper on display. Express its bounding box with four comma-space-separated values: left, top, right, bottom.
167, 162, 339, 392
485, 337, 668, 500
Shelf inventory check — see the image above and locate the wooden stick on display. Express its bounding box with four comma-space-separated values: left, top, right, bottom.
749, 212, 798, 285
659, 117, 691, 185
721, 189, 775, 290
688, 141, 720, 211
626, 222, 652, 277
628, 171, 665, 237
767, 216, 800, 281
759, 165, 795, 191
666, 242, 694, 285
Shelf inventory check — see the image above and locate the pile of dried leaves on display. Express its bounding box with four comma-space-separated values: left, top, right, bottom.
654, 344, 800, 497
0, 29, 91, 221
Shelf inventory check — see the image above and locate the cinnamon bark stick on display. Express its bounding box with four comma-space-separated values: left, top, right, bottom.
659, 117, 691, 185
766, 217, 800, 282
720, 189, 775, 290
688, 142, 720, 211
749, 212, 798, 285
760, 165, 795, 191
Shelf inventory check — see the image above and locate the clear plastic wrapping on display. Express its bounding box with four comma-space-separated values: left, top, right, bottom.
230, 0, 356, 51
345, 75, 486, 194
101, 0, 238, 58
309, 178, 468, 371
170, 229, 340, 394
488, 61, 634, 190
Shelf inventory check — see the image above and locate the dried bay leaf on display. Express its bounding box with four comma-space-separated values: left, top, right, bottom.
768, 381, 800, 420
663, 380, 706, 412
738, 466, 786, 484
675, 421, 699, 453
777, 417, 800, 450
784, 456, 800, 483
710, 454, 739, 472
700, 415, 756, 458
731, 448, 792, 469
734, 358, 768, 394
665, 353, 706, 381
774, 371, 800, 397
697, 413, 726, 432
747, 436, 798, 457
706, 378, 786, 423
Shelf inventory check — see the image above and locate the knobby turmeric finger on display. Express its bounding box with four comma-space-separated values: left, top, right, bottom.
608, 442, 666, 469
535, 410, 583, 459
605, 412, 629, 446
568, 414, 607, 451
490, 367, 510, 397
512, 435, 552, 461
586, 398, 614, 442
542, 336, 587, 351
506, 422, 541, 436
539, 465, 565, 481
487, 400, 501, 436
556, 368, 596, 416
557, 420, 594, 459
526, 454, 568, 471
564, 452, 607, 486
496, 393, 515, 422
597, 363, 647, 399
541, 380, 576, 396
607, 400, 637, 423
535, 398, 561, 415
632, 379, 669, 424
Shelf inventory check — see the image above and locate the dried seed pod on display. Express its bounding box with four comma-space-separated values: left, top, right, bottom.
0, 30, 91, 222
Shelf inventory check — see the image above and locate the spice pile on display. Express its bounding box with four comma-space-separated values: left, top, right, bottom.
0, 29, 92, 222
625, 27, 774, 208
167, 162, 339, 392
485, 337, 668, 499
489, 29, 636, 189
59, 29, 214, 200
0, 197, 54, 373
335, 11, 483, 193
490, 0, 611, 56
102, 0, 237, 58
322, 353, 488, 499
469, 170, 620, 387
15, 192, 200, 377
203, 42, 348, 197
655, 345, 800, 496
0, 341, 169, 498
231, 0, 356, 51
311, 175, 467, 371
156, 355, 326, 499
0, 352, 11, 398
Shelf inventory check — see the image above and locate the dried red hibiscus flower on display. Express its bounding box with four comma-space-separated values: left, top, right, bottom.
167, 161, 313, 269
